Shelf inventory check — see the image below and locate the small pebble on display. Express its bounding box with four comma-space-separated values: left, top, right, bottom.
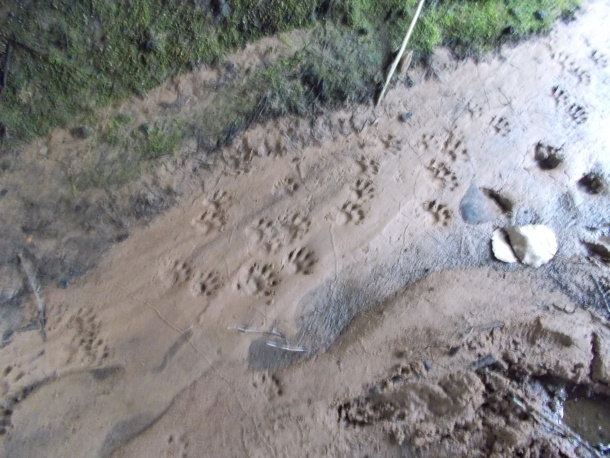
391, 376, 405, 386
71, 125, 92, 139
534, 9, 548, 21
399, 112, 413, 122
139, 123, 152, 135
473, 354, 497, 369
448, 346, 460, 356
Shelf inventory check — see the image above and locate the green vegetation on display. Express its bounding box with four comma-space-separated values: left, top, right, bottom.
0, 0, 580, 172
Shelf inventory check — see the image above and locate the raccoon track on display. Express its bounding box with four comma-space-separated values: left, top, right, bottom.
425, 200, 452, 226
273, 176, 299, 196
551, 86, 570, 106
190, 271, 223, 298
534, 142, 563, 170
162, 260, 194, 287
234, 262, 280, 297
427, 160, 459, 191
351, 178, 376, 202
191, 191, 230, 235
490, 116, 512, 137
284, 247, 317, 275
356, 156, 380, 177
568, 104, 588, 125
246, 218, 283, 254
338, 201, 366, 225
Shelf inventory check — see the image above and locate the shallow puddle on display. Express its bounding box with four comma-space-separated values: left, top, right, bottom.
563, 389, 610, 449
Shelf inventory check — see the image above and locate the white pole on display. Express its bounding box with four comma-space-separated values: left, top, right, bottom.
377, 0, 426, 106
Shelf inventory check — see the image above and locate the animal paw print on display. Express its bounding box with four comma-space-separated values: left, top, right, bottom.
356, 156, 380, 177
222, 147, 252, 174
568, 103, 588, 125
442, 132, 468, 160
273, 176, 299, 196
246, 218, 283, 254
591, 50, 608, 68
468, 103, 484, 119
572, 67, 591, 85
554, 52, 591, 85
66, 307, 110, 366
534, 142, 563, 170
551, 87, 588, 125
0, 364, 25, 397
162, 259, 194, 287
252, 372, 283, 400
351, 178, 375, 202
163, 433, 189, 458
190, 270, 223, 298
338, 201, 365, 225
280, 211, 311, 244
284, 247, 317, 275
490, 116, 511, 137
551, 86, 571, 106
425, 200, 451, 226
234, 262, 280, 297
418, 133, 441, 153
427, 159, 458, 191
265, 137, 289, 158
191, 191, 230, 235
0, 405, 12, 436
380, 134, 404, 154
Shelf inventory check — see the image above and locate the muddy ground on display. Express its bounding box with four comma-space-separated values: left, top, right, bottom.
0, 0, 609, 456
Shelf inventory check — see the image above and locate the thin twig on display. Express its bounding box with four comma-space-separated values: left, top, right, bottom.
377, 0, 426, 106
227, 323, 285, 339
511, 395, 602, 458
17, 253, 46, 342
266, 341, 306, 352
0, 40, 11, 93
591, 275, 610, 314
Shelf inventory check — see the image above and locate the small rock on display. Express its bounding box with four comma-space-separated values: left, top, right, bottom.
141, 38, 158, 53
534, 9, 548, 21
448, 346, 460, 356
139, 123, 152, 135
506, 224, 558, 268
492, 228, 518, 263
492, 225, 558, 268
473, 354, 497, 370
399, 112, 413, 122
71, 125, 92, 139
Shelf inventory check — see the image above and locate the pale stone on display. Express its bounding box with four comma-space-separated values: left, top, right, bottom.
505, 224, 558, 268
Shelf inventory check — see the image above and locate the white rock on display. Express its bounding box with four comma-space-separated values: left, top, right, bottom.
505, 224, 558, 268
492, 228, 518, 263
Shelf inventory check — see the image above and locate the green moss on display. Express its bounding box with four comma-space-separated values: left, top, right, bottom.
0, 0, 580, 179
137, 121, 184, 160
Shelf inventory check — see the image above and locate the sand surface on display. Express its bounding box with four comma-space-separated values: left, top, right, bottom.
1, 1, 610, 456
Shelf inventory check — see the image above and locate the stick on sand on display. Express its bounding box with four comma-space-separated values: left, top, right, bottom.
18, 253, 46, 342
377, 0, 426, 106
